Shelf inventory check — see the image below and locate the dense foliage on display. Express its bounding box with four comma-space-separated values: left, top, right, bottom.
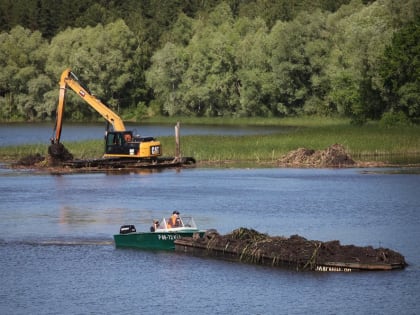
0, 0, 419, 124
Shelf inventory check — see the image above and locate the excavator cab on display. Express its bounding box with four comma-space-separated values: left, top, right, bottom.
104, 131, 161, 159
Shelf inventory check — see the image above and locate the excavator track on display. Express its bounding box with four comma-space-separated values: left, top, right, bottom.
62, 156, 196, 169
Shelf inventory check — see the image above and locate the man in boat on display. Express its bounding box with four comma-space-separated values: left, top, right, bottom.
167, 211, 181, 228
150, 220, 160, 232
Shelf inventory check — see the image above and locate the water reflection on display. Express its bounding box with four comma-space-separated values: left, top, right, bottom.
0, 167, 419, 314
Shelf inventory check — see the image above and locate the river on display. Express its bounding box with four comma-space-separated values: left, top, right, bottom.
0, 165, 419, 314
0, 122, 285, 147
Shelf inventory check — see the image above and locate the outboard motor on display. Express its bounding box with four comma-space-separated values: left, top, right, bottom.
120, 225, 136, 234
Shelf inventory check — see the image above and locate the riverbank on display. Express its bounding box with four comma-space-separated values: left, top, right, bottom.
1, 118, 420, 168
138, 117, 420, 166
4, 148, 420, 175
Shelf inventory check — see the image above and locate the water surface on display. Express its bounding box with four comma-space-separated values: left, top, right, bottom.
0, 167, 419, 314
0, 122, 284, 146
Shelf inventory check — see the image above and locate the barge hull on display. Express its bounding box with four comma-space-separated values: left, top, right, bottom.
174, 228, 407, 272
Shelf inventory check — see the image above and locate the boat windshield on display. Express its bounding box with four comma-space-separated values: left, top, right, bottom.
157, 216, 197, 230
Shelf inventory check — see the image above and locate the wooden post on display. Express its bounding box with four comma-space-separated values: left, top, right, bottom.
175, 122, 181, 161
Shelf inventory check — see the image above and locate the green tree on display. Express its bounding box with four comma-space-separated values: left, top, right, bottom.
0, 0, 102, 39
147, 13, 197, 116
385, 0, 420, 28
44, 20, 138, 120
180, 3, 240, 117
236, 0, 354, 27
159, 13, 195, 46
73, 2, 117, 28
326, 0, 394, 123
0, 0, 39, 32
235, 17, 272, 116
268, 10, 330, 116
0, 26, 49, 121
147, 3, 241, 117
381, 18, 420, 121
146, 42, 188, 116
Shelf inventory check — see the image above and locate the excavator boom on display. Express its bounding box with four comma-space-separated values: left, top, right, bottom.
52, 68, 125, 144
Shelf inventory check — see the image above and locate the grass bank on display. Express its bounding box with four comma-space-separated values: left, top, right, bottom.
175, 125, 420, 164
1, 117, 420, 166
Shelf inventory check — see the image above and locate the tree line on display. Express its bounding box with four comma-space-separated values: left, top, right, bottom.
0, 0, 419, 124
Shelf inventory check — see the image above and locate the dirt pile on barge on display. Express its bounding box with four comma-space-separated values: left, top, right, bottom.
13, 146, 196, 173
278, 144, 355, 167
175, 228, 406, 272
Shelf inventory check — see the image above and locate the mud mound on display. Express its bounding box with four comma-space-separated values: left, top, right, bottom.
177, 228, 406, 271
16, 153, 45, 166
14, 143, 73, 168
279, 144, 355, 167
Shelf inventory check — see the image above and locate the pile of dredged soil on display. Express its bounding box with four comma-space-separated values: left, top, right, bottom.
278, 144, 355, 167
185, 228, 406, 271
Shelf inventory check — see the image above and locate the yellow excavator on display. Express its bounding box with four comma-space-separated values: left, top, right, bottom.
48, 68, 162, 162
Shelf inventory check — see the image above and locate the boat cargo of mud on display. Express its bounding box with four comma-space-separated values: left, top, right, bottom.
174, 228, 407, 272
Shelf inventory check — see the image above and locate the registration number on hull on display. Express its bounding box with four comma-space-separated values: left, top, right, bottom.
157, 234, 182, 241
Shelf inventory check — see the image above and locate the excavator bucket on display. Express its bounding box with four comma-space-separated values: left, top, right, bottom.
48, 143, 73, 162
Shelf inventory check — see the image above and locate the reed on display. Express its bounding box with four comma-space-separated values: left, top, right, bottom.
0, 144, 48, 162
1, 118, 419, 165
64, 140, 104, 159
167, 123, 420, 163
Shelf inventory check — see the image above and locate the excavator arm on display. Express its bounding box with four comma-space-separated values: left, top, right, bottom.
51, 68, 126, 144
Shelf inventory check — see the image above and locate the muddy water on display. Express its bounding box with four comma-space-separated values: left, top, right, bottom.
0, 166, 419, 314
